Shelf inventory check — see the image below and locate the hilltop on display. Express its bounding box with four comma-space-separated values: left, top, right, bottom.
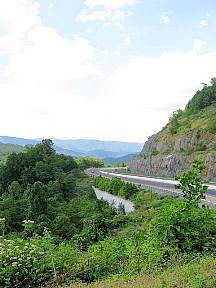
0, 142, 24, 162
129, 78, 216, 179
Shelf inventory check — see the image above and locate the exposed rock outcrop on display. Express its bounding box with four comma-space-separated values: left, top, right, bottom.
129, 122, 216, 180
129, 152, 216, 180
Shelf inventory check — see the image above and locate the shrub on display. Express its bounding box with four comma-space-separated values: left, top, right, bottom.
72, 234, 162, 283
208, 120, 216, 134
94, 176, 138, 199
176, 158, 208, 207
0, 231, 79, 288
148, 201, 216, 254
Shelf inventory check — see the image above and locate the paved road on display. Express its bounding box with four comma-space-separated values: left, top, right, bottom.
87, 168, 216, 206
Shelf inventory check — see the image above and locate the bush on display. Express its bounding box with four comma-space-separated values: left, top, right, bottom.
72, 234, 162, 283
148, 201, 216, 253
0, 231, 79, 288
169, 110, 182, 135
176, 158, 208, 207
208, 120, 216, 134
94, 176, 138, 199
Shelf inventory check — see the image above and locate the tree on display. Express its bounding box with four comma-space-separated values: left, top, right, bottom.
8, 181, 22, 200
210, 77, 216, 86
26, 181, 48, 218
175, 158, 208, 207
169, 110, 181, 135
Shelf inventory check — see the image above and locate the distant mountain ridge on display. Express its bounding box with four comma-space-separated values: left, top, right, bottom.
0, 136, 143, 160
103, 153, 138, 164
51, 138, 142, 153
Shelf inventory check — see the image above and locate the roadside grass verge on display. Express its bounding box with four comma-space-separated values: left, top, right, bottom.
53, 257, 216, 288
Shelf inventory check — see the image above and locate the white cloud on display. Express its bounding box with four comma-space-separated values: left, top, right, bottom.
0, 0, 102, 140
0, 0, 41, 53
84, 0, 138, 10
123, 35, 131, 45
98, 50, 216, 141
161, 15, 171, 25
200, 19, 208, 27
1, 0, 216, 142
77, 3, 135, 48
77, 9, 109, 22
4, 28, 99, 85
77, 8, 132, 30
49, 3, 54, 9
77, 0, 136, 37
193, 39, 206, 51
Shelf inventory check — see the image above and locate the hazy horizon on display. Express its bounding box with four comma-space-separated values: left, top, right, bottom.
0, 135, 144, 144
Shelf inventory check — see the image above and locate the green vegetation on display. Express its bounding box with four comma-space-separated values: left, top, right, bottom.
138, 79, 216, 161
186, 78, 216, 114
0, 140, 124, 287
94, 176, 138, 199
169, 110, 182, 135
176, 158, 208, 207
167, 79, 216, 139
0, 142, 24, 162
75, 157, 104, 170
1, 150, 216, 287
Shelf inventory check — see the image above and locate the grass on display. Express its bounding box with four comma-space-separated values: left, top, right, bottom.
139, 102, 216, 157
45, 257, 216, 288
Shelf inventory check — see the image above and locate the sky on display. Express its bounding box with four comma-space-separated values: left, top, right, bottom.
0, 0, 216, 142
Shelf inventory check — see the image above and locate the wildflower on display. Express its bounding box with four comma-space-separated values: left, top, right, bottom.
23, 220, 34, 224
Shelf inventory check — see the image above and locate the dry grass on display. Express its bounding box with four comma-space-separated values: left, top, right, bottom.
44, 257, 216, 288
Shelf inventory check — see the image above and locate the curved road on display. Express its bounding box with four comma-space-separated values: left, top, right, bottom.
87, 168, 216, 206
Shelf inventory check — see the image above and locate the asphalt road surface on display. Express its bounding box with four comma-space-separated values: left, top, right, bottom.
86, 168, 216, 206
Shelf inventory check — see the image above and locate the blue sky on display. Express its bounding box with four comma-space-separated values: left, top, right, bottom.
35, 0, 216, 62
0, 0, 216, 142
39, 0, 216, 51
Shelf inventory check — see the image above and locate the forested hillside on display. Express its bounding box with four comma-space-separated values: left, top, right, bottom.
0, 140, 118, 242
1, 145, 216, 287
0, 142, 24, 162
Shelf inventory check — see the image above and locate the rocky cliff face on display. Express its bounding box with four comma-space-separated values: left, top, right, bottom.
129, 152, 216, 180
140, 130, 216, 156
129, 121, 216, 180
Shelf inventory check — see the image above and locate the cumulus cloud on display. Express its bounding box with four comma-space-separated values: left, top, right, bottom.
123, 35, 131, 45
4, 27, 99, 85
200, 19, 208, 27
1, 0, 216, 142
98, 50, 216, 141
0, 0, 41, 53
193, 39, 206, 51
49, 3, 54, 9
84, 0, 138, 10
77, 1, 136, 46
77, 9, 109, 22
77, 0, 136, 35
0, 0, 101, 139
161, 15, 171, 25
